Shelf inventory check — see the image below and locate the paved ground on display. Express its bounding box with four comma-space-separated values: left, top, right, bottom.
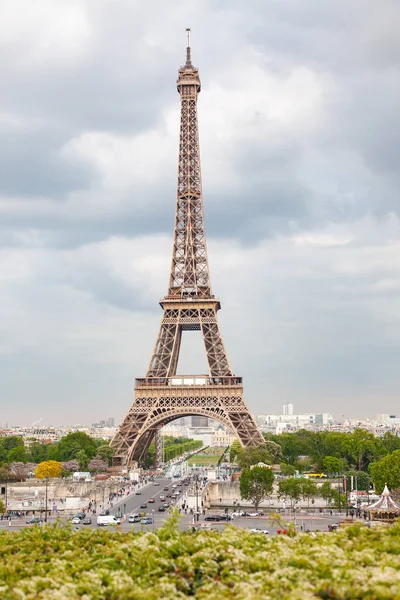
0, 475, 354, 535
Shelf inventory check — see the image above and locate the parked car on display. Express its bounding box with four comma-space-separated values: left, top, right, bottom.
140, 503, 147, 509
82, 517, 92, 525
99, 510, 110, 516
204, 515, 222, 522
73, 512, 86, 520
250, 528, 269, 535
71, 517, 81, 524
26, 517, 42, 525
128, 514, 141, 523
232, 511, 245, 517
141, 517, 153, 525
97, 515, 121, 526
148, 498, 155, 503
218, 514, 234, 521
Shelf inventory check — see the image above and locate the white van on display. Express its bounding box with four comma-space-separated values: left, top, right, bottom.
97, 515, 121, 526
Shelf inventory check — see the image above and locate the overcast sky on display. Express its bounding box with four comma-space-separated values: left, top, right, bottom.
1, 0, 399, 426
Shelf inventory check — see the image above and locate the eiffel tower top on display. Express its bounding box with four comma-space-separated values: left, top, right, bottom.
167, 30, 212, 301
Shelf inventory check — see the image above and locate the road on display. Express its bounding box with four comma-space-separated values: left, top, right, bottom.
0, 474, 352, 535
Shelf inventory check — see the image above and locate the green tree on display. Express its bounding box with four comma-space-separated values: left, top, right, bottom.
322, 456, 342, 475
75, 450, 88, 470
230, 440, 241, 462
96, 444, 114, 466
0, 498, 5, 514
239, 466, 274, 511
278, 478, 302, 508
56, 432, 98, 462
344, 429, 379, 471
236, 443, 282, 469
280, 463, 296, 477
345, 470, 371, 492
320, 481, 335, 505
28, 442, 48, 464
2, 437, 24, 452
381, 432, 400, 454
369, 449, 400, 494
299, 479, 318, 507
7, 446, 28, 464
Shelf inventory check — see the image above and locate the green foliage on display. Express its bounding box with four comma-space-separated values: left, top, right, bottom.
1, 436, 24, 452
96, 444, 114, 466
322, 455, 343, 475
278, 477, 317, 507
239, 466, 274, 511
0, 498, 5, 514
28, 442, 48, 464
0, 522, 399, 598
320, 481, 335, 505
230, 439, 241, 462
56, 432, 98, 462
279, 463, 296, 476
369, 449, 400, 494
7, 445, 28, 464
75, 449, 88, 470
345, 470, 371, 492
236, 442, 282, 469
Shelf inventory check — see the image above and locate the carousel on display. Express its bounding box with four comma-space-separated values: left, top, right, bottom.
366, 484, 400, 522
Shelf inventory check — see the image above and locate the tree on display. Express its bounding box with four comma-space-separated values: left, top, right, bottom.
62, 460, 80, 472
236, 443, 282, 469
322, 456, 342, 475
76, 450, 89, 470
369, 449, 400, 494
239, 466, 274, 511
96, 444, 114, 466
230, 440, 241, 462
35, 461, 62, 479
28, 442, 48, 464
345, 470, 371, 492
280, 463, 296, 477
0, 498, 5, 514
0, 467, 17, 483
320, 482, 335, 506
9, 462, 32, 481
7, 446, 29, 464
56, 432, 98, 462
278, 478, 302, 508
344, 428, 378, 471
2, 436, 24, 452
87, 457, 108, 473
300, 479, 318, 507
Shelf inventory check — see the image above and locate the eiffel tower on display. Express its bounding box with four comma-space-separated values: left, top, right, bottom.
112, 31, 264, 467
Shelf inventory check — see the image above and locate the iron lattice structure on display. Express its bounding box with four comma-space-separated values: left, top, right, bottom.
112, 36, 264, 467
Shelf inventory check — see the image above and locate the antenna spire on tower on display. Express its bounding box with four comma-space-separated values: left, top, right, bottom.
185, 27, 192, 66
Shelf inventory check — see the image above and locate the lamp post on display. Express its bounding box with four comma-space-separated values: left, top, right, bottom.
45, 477, 49, 523
152, 510, 155, 531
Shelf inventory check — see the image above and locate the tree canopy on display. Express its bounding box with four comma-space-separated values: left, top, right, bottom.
239, 466, 274, 511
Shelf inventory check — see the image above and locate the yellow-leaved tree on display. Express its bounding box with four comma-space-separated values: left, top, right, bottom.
35, 460, 62, 479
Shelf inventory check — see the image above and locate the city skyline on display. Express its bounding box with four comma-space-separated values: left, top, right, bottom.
1, 1, 400, 424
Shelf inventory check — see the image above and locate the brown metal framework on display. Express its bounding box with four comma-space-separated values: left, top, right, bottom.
112, 35, 264, 466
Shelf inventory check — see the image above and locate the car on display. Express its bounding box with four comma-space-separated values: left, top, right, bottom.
71, 517, 81, 524
128, 514, 141, 523
26, 517, 42, 524
82, 517, 92, 525
154, 482, 160, 486
148, 498, 155, 503
99, 510, 110, 516
204, 515, 222, 522
140, 503, 147, 509
97, 515, 121, 526
163, 503, 169, 509
158, 506, 166, 512
166, 494, 172, 498
141, 517, 153, 525
172, 484, 177, 489
135, 490, 142, 495
248, 512, 264, 517
174, 491, 180, 497
232, 511, 245, 517
164, 487, 169, 491
249, 528, 269, 535
218, 514, 234, 521
159, 495, 165, 501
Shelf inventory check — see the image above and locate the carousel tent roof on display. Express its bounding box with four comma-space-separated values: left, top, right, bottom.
367, 484, 400, 513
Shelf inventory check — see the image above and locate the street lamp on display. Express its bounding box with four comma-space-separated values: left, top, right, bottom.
45, 477, 49, 523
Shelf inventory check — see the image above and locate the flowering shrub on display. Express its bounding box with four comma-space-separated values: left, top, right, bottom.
0, 520, 399, 598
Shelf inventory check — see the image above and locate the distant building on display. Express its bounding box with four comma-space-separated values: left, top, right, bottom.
255, 411, 334, 433
191, 416, 208, 427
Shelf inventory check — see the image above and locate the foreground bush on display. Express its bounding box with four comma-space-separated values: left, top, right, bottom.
0, 518, 399, 599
